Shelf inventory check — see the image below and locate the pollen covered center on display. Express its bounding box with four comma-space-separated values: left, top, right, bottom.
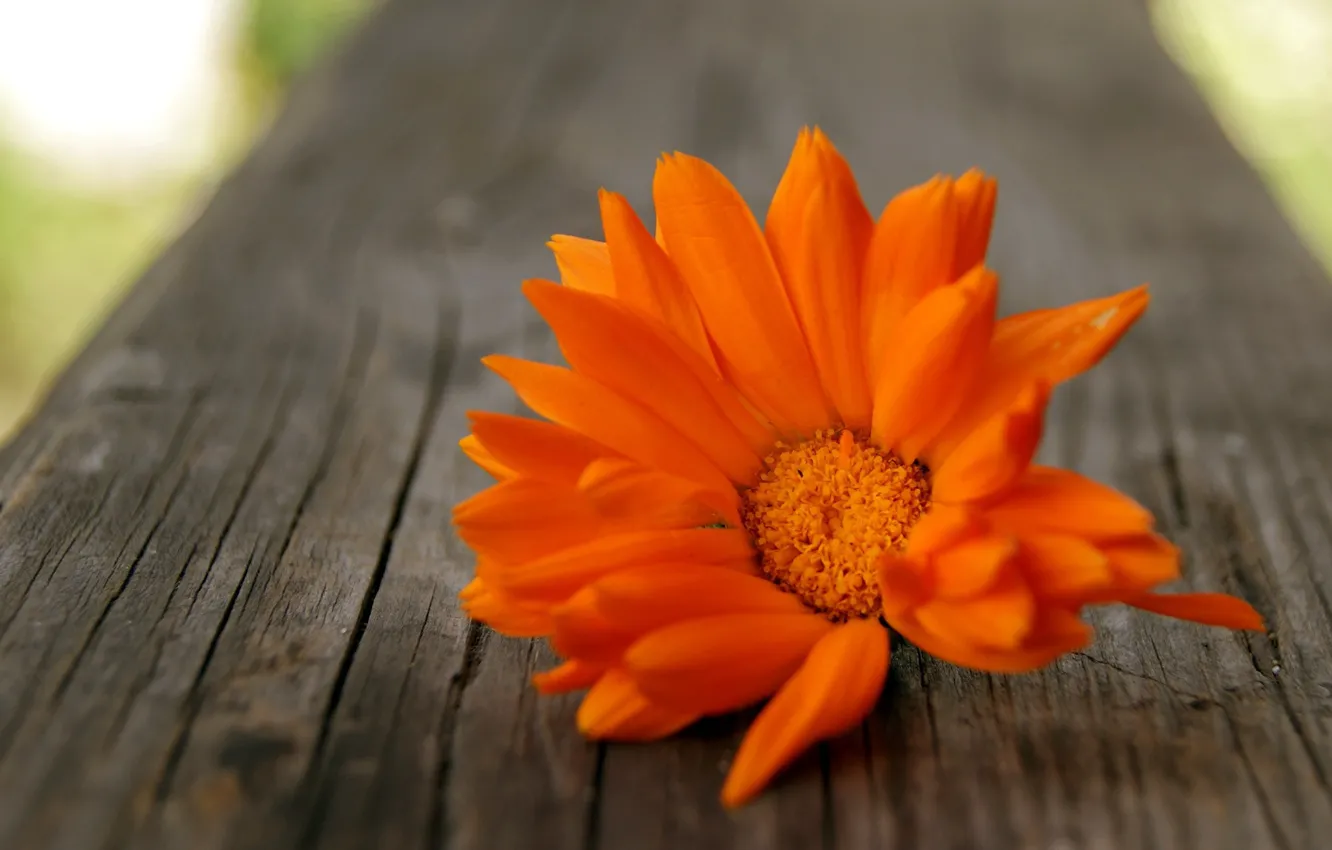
740, 429, 931, 621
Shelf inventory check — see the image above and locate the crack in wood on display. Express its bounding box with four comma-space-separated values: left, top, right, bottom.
1073, 652, 1207, 703
154, 542, 262, 803
1218, 706, 1296, 850
51, 466, 194, 704
296, 301, 458, 848
579, 744, 607, 850
432, 622, 487, 848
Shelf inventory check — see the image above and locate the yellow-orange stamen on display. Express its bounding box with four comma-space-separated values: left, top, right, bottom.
740, 429, 932, 620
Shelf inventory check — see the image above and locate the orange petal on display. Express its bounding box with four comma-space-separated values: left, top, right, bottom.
862, 176, 959, 387
877, 553, 932, 618
550, 564, 802, 663
549, 235, 614, 295
533, 659, 606, 694
484, 355, 732, 494
1126, 593, 1264, 630
931, 535, 1017, 599
593, 564, 805, 632
654, 152, 831, 434
903, 503, 983, 557
491, 527, 755, 603
459, 577, 486, 602
982, 467, 1156, 540
891, 605, 1090, 673
1018, 533, 1114, 598
930, 286, 1149, 459
467, 412, 609, 485
931, 382, 1050, 504
578, 458, 741, 528
1032, 607, 1098, 647
599, 190, 718, 370
870, 266, 997, 462
471, 557, 499, 585
550, 586, 639, 662
460, 581, 553, 637
912, 575, 1035, 650
765, 128, 874, 429
459, 434, 515, 479
1102, 535, 1181, 590
950, 170, 999, 280
625, 613, 834, 714
989, 285, 1151, 383
577, 668, 700, 741
525, 279, 764, 484
839, 168, 996, 364
765, 129, 822, 282
721, 619, 889, 807
453, 479, 608, 563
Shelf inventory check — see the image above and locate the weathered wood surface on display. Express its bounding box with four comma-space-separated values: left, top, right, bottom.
1, 0, 1331, 847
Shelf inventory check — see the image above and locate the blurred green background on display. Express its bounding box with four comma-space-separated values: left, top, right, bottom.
0, 0, 1328, 439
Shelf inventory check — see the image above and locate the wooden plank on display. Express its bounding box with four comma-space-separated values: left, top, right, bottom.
0, 0, 1330, 847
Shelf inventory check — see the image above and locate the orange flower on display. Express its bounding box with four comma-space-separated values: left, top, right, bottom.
452, 128, 1264, 808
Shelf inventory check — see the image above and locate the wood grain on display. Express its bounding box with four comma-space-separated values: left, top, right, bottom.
1, 0, 1330, 847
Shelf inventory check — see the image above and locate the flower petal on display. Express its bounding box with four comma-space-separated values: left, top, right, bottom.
950, 170, 999, 280
577, 668, 700, 741
525, 279, 765, 483
578, 458, 740, 528
1126, 593, 1264, 630
931, 535, 1017, 599
551, 565, 800, 662
533, 659, 606, 694
862, 172, 996, 384
877, 553, 932, 618
930, 286, 1149, 459
459, 434, 515, 480
593, 564, 805, 631
912, 575, 1036, 650
903, 503, 982, 557
862, 177, 959, 387
982, 466, 1156, 540
892, 605, 1090, 673
460, 579, 553, 637
549, 235, 614, 295
599, 189, 718, 370
765, 129, 824, 280
721, 619, 889, 807
459, 577, 485, 602
654, 153, 831, 434
989, 285, 1151, 383
870, 266, 997, 462
491, 527, 754, 603
765, 128, 874, 429
550, 586, 638, 662
931, 382, 1050, 504
484, 355, 732, 494
467, 412, 609, 485
1018, 533, 1114, 598
453, 479, 609, 563
1102, 535, 1181, 590
625, 613, 834, 714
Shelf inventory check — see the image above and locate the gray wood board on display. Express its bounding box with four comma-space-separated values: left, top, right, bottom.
0, 0, 1329, 847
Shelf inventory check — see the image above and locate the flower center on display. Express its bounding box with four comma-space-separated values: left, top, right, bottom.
740, 429, 931, 621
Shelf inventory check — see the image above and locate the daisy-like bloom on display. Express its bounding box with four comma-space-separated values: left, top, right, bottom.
453, 129, 1264, 807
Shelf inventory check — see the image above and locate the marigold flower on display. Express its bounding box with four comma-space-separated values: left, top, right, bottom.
452, 128, 1264, 807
